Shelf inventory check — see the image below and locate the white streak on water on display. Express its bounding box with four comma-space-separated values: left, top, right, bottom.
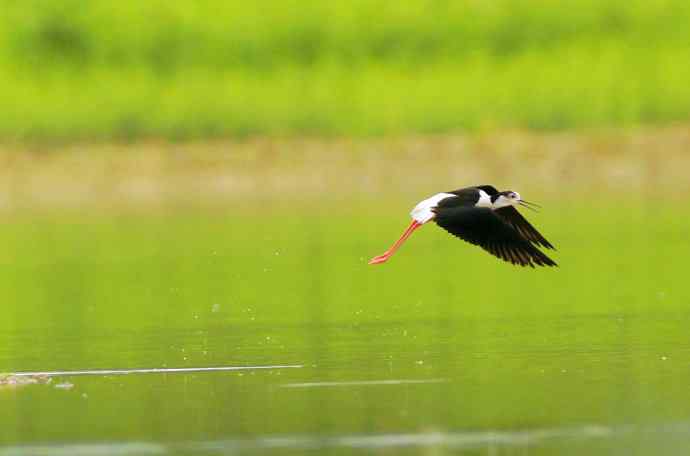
8, 365, 303, 377
281, 378, 449, 388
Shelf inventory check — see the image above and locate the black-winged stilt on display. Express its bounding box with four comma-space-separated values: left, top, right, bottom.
369, 185, 557, 267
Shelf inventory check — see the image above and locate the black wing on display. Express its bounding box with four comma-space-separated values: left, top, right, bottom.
433, 205, 557, 267
447, 185, 499, 198
495, 206, 555, 250
475, 185, 499, 196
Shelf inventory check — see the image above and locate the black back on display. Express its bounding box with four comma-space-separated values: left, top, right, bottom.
445, 186, 483, 206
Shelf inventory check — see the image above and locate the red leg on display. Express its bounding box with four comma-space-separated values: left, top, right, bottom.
368, 220, 422, 265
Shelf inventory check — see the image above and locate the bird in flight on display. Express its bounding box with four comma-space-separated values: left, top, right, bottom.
369, 185, 557, 267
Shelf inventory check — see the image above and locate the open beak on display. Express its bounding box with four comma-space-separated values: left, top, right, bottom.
518, 200, 541, 212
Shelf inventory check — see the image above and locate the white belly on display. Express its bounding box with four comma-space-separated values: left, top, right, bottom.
410, 193, 456, 223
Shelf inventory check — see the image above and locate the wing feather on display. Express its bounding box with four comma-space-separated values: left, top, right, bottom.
433, 206, 557, 268
495, 206, 555, 250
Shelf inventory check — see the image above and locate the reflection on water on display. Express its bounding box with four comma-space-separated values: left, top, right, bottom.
4, 422, 690, 455
2, 318, 690, 455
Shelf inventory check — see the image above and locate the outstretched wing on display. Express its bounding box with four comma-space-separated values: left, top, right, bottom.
433, 205, 557, 267
495, 206, 555, 250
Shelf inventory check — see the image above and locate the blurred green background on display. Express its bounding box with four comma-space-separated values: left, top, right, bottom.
2, 0, 690, 140
3, 2, 690, 455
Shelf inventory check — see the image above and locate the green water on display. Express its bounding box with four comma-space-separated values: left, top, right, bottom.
1, 203, 690, 455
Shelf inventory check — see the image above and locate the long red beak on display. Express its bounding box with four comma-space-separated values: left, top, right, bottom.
368, 220, 422, 265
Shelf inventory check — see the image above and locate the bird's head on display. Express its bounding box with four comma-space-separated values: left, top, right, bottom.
493, 190, 540, 211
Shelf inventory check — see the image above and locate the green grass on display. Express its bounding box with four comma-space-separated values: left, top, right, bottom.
3, 0, 690, 140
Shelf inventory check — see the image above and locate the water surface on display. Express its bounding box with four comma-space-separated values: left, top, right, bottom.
2, 206, 689, 455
